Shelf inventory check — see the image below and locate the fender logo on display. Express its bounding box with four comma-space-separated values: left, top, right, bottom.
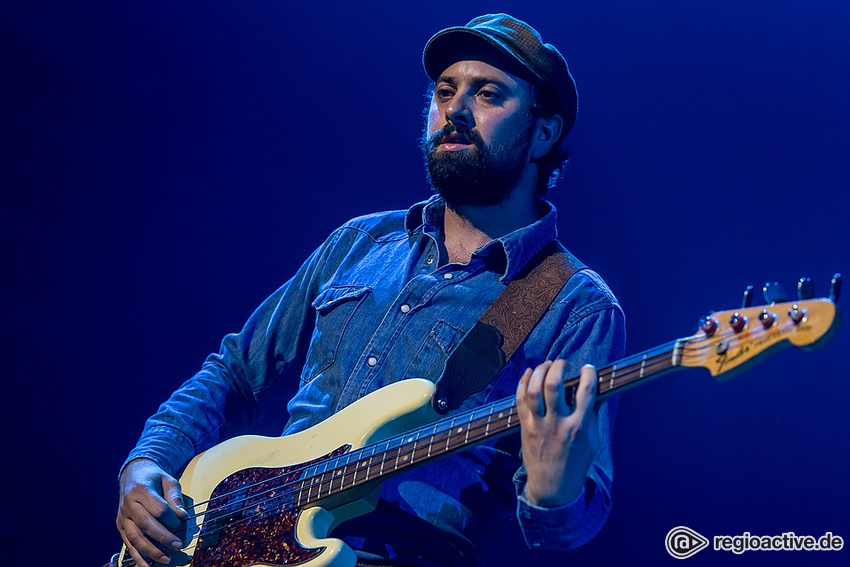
716, 344, 751, 373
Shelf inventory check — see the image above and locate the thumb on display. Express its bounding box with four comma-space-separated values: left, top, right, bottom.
162, 474, 187, 520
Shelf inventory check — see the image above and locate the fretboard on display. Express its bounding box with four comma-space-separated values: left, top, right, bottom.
294, 338, 690, 506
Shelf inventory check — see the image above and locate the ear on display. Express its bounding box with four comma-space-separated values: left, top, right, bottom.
530, 114, 563, 159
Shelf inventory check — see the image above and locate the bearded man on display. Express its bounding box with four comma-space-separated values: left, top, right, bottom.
116, 14, 625, 567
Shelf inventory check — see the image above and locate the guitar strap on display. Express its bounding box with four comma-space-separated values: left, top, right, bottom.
432, 241, 585, 414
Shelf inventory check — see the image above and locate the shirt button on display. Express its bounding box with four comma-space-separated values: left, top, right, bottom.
426, 257, 434, 265
443, 273, 453, 280
367, 356, 378, 367
400, 304, 411, 314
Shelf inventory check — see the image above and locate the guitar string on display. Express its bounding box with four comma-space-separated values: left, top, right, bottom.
159, 326, 788, 553
170, 324, 754, 541
174, 337, 688, 519
169, 328, 739, 533
175, 350, 686, 556
173, 345, 681, 527
172, 403, 530, 557
170, 350, 689, 550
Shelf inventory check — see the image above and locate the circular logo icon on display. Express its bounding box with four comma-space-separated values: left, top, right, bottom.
666, 526, 709, 559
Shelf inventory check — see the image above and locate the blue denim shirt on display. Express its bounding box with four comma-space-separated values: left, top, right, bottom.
126, 197, 625, 565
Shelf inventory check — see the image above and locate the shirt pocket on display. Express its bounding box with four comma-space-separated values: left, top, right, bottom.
304, 284, 371, 381
403, 319, 463, 382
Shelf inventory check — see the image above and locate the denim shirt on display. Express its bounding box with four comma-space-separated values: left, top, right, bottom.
126, 197, 626, 565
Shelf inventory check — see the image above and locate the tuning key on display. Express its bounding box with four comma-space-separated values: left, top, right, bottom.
700, 315, 719, 336
830, 273, 842, 303
788, 304, 807, 325
797, 277, 814, 300
742, 285, 755, 308
729, 312, 748, 333
759, 309, 777, 328
763, 281, 788, 304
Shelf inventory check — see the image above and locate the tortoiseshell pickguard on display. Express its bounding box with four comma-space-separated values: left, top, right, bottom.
191, 446, 350, 567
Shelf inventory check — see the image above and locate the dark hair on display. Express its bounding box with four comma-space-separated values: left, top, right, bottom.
422, 82, 570, 195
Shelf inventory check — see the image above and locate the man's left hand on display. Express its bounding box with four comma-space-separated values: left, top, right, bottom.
516, 360, 599, 507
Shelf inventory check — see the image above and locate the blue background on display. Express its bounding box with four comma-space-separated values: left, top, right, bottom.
3, 1, 848, 565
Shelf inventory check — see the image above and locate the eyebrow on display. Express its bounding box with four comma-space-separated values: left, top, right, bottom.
436, 74, 513, 89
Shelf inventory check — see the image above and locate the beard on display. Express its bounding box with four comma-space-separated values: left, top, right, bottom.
421, 118, 536, 208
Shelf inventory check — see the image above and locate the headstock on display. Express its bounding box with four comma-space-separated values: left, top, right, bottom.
678, 275, 841, 379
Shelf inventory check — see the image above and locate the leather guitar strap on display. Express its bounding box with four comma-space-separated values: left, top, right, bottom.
433, 241, 585, 413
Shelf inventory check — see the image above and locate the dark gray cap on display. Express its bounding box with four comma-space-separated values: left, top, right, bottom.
423, 13, 578, 140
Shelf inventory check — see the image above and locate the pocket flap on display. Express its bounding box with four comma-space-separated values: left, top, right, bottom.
311, 285, 371, 315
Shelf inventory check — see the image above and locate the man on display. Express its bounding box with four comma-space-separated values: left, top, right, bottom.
116, 14, 625, 566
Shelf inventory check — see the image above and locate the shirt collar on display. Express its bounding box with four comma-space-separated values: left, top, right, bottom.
404, 196, 559, 282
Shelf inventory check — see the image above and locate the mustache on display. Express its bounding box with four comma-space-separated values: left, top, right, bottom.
424, 124, 484, 150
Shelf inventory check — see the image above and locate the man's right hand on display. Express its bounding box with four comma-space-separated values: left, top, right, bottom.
117, 458, 188, 567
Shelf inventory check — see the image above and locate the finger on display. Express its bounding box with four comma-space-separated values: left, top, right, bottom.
145, 482, 182, 532
542, 359, 570, 417
572, 364, 598, 423
123, 539, 152, 567
121, 516, 171, 565
515, 367, 534, 420
117, 516, 153, 567
162, 475, 188, 522
128, 496, 183, 552
526, 361, 552, 417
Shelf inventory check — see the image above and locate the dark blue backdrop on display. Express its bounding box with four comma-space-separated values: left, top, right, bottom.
3, 2, 848, 565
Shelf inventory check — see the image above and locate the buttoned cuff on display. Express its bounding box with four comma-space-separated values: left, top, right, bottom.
516, 484, 588, 549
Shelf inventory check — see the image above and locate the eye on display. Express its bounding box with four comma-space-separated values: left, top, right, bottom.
435, 87, 455, 101
476, 89, 503, 103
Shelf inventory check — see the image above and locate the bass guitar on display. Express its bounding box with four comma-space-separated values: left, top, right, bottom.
109, 278, 841, 567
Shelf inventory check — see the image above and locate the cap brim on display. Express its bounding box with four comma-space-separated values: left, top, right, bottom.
423, 27, 546, 85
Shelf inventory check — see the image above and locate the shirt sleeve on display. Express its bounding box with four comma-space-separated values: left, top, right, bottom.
121, 229, 341, 477
513, 282, 626, 550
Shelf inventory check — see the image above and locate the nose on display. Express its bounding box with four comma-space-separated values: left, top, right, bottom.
446, 93, 473, 129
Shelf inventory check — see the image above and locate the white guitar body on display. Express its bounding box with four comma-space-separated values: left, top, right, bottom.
118, 378, 439, 567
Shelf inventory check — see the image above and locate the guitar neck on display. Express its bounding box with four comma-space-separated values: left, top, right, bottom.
296, 339, 686, 507
298, 292, 840, 506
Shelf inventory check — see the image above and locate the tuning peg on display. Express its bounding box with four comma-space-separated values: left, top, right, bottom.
830, 273, 842, 303
742, 285, 755, 308
763, 281, 788, 304
797, 277, 814, 300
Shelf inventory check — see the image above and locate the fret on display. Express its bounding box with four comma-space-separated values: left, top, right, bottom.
426, 424, 436, 459
446, 417, 457, 452
364, 444, 376, 481
672, 339, 681, 366
640, 352, 647, 379
316, 461, 328, 498
464, 411, 474, 444
378, 439, 388, 476
609, 363, 617, 391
